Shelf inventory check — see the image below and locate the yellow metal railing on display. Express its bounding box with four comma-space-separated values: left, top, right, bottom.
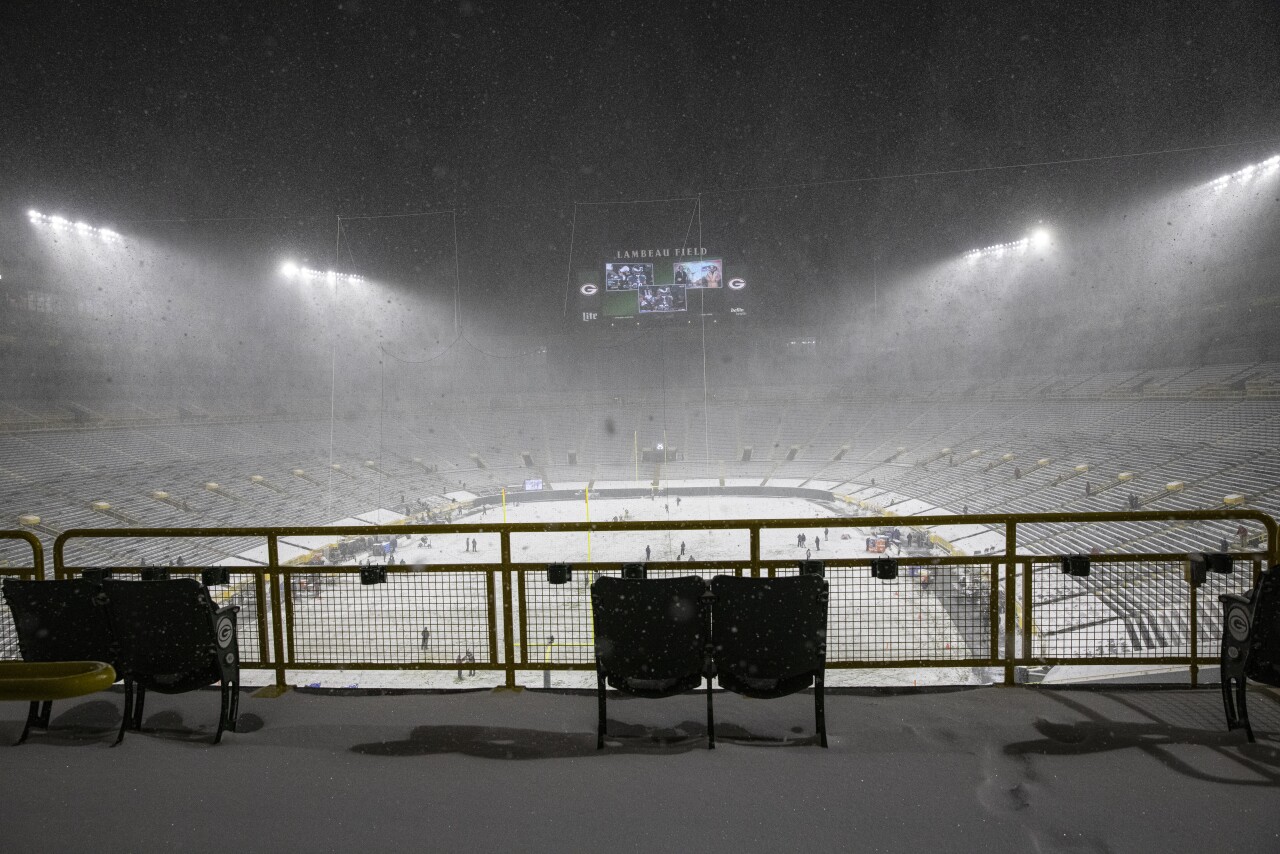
0, 530, 44, 581
12, 509, 1273, 690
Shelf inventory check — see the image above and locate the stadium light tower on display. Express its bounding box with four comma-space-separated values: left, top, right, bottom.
1209, 154, 1280, 190
280, 260, 364, 286
963, 226, 1053, 262
28, 210, 124, 243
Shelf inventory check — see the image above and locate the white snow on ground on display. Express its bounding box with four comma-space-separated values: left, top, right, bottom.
891, 497, 938, 515
1040, 664, 1199, 684
212, 556, 266, 567
2, 686, 1276, 853
857, 489, 914, 509
845, 485, 881, 500
279, 534, 342, 551
942, 524, 1008, 554
353, 508, 402, 525
232, 541, 309, 565
330, 515, 375, 526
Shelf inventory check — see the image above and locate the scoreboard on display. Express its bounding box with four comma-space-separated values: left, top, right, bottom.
575, 248, 748, 324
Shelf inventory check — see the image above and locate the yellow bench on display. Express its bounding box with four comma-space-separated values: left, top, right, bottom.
0, 661, 117, 744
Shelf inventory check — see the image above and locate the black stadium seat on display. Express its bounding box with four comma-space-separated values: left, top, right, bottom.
2, 578, 122, 743
591, 575, 713, 749
1220, 564, 1280, 742
710, 574, 829, 748
103, 578, 242, 744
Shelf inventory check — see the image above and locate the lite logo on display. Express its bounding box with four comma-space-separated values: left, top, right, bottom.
582, 312, 598, 321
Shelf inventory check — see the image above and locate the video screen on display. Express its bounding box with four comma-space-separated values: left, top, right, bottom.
637, 285, 687, 314
605, 262, 653, 291
673, 258, 723, 289
576, 256, 746, 323
603, 291, 637, 317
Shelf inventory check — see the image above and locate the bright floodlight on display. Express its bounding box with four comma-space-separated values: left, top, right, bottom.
963, 227, 1053, 261
1210, 154, 1280, 189
27, 211, 123, 243
279, 261, 364, 285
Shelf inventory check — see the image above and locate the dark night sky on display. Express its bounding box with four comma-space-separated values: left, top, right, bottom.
3, 0, 1279, 330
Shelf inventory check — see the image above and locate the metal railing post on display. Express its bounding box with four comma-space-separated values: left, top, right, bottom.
254, 571, 271, 665
1004, 520, 1017, 686
282, 559, 297, 668
1188, 581, 1198, 688
750, 524, 761, 578
989, 561, 1000, 667
267, 534, 288, 690
52, 531, 67, 580
1021, 558, 1033, 668
500, 530, 517, 689
485, 567, 499, 667
517, 564, 529, 668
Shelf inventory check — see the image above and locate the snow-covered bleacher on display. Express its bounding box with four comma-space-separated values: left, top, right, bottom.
2, 365, 1279, 574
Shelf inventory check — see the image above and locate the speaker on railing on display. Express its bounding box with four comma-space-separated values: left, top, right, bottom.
547, 563, 573, 584
870, 558, 897, 580
202, 567, 231, 587
1062, 555, 1090, 578
140, 567, 171, 581
1187, 552, 1233, 586
82, 568, 112, 583
621, 563, 647, 580
360, 566, 388, 585
799, 560, 825, 577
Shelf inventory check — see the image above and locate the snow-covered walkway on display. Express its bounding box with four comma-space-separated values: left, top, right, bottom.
2, 685, 1277, 852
